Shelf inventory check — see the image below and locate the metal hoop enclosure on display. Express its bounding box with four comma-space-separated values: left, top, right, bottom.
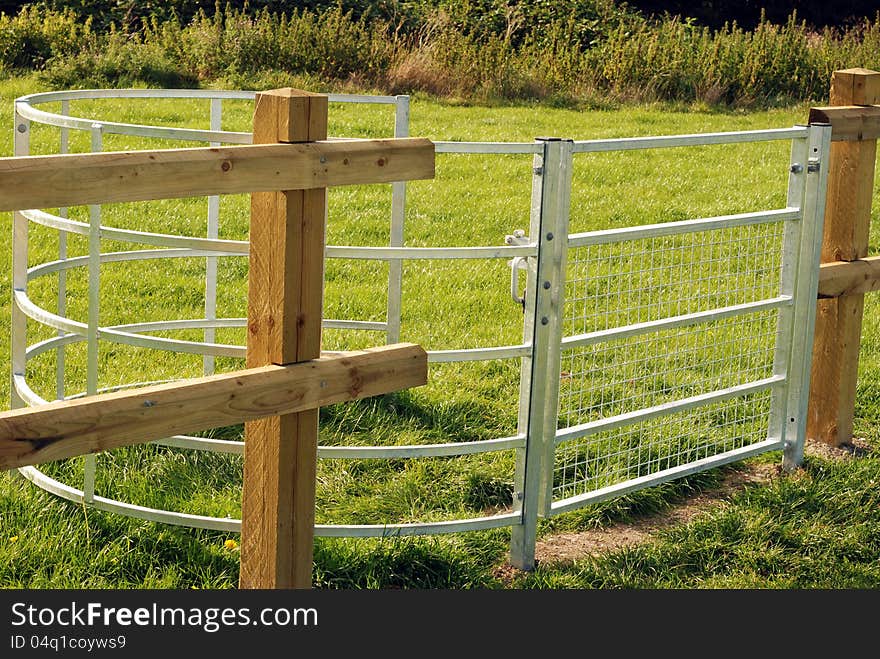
11, 89, 831, 569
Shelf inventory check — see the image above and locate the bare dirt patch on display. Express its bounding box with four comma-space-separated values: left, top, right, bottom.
491, 437, 874, 582
532, 461, 779, 566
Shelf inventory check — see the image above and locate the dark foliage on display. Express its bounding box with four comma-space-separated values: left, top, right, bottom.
624, 0, 880, 30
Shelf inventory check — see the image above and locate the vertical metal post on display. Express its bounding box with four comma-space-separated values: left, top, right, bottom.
767, 133, 808, 446
537, 140, 573, 513
204, 98, 222, 375
56, 99, 70, 400
83, 123, 103, 502
11, 105, 30, 414
783, 123, 832, 470
386, 95, 409, 344
510, 138, 572, 570
10, 105, 29, 481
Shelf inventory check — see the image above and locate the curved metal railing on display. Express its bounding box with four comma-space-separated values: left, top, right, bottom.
12, 88, 537, 536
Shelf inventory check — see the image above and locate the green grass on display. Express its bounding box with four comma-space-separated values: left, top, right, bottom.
1, 75, 879, 589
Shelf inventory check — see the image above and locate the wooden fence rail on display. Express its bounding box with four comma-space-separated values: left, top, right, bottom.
808, 67, 880, 447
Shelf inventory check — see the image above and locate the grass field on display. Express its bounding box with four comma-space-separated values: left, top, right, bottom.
1, 75, 879, 589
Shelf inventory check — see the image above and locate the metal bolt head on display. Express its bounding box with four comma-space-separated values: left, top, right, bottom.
790, 163, 803, 174
546, 232, 554, 241
17, 124, 26, 133
543, 281, 551, 289
541, 316, 549, 325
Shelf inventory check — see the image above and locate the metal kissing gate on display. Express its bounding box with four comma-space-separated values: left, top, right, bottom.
11, 90, 831, 572
511, 126, 831, 567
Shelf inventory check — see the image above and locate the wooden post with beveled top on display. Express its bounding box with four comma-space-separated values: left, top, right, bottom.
239, 88, 328, 589
807, 68, 880, 447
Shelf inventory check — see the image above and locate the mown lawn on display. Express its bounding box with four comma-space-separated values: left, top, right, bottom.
1, 75, 878, 588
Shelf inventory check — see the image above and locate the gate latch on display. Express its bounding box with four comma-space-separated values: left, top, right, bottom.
505, 229, 530, 311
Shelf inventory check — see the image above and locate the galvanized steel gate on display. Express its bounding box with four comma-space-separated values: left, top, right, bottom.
511, 125, 831, 567
12, 90, 832, 571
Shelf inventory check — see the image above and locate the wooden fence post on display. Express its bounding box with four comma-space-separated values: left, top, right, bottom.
239, 88, 328, 588
807, 68, 880, 447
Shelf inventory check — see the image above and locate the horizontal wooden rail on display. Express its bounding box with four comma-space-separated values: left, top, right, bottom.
808, 105, 880, 141
818, 256, 880, 298
0, 138, 434, 211
0, 343, 427, 470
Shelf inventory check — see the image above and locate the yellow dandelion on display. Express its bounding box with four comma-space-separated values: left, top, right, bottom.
9, 536, 19, 543
223, 538, 239, 551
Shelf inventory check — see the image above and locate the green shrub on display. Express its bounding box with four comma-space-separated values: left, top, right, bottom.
41, 27, 197, 88
9, 2, 880, 107
0, 5, 94, 70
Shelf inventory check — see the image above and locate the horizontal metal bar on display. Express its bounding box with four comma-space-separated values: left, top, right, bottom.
562, 296, 792, 349
153, 435, 244, 454
315, 512, 521, 537
326, 244, 537, 260
24, 210, 535, 261
319, 434, 525, 458
427, 344, 531, 363
556, 375, 784, 445
549, 438, 784, 515
434, 141, 542, 154
18, 89, 256, 104
15, 465, 520, 535
567, 208, 800, 248
19, 303, 522, 362
15, 289, 85, 336
156, 433, 525, 458
16, 466, 242, 532
28, 249, 244, 280
16, 290, 246, 357
24, 209, 250, 253
16, 90, 401, 144
572, 127, 809, 153
326, 93, 401, 104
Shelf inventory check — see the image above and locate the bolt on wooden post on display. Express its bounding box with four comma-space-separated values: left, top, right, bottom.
807, 68, 880, 447
240, 89, 328, 589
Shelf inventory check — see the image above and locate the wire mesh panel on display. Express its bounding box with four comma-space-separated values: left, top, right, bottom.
558, 223, 785, 431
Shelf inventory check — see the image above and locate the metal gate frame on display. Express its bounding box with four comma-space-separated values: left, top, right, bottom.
511, 124, 832, 568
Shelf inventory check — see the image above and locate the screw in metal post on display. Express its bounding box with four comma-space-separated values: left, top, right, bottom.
546, 232, 554, 241
17, 124, 26, 133
541, 317, 549, 325
543, 281, 551, 289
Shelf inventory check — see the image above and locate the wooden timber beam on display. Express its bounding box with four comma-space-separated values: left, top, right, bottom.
0, 343, 427, 471
818, 256, 880, 298
808, 105, 880, 142
807, 67, 880, 447
0, 138, 434, 211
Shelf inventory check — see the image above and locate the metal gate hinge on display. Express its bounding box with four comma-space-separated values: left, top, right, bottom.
807, 158, 821, 173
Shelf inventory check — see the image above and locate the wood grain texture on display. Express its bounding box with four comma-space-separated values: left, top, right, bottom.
0, 344, 427, 471
818, 256, 880, 298
0, 138, 434, 211
808, 106, 880, 142
240, 89, 327, 590
807, 68, 880, 446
